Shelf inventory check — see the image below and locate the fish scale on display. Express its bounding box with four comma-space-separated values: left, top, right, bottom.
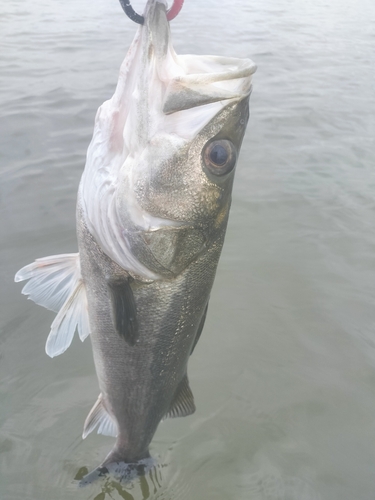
77, 200, 213, 462
15, 0, 256, 481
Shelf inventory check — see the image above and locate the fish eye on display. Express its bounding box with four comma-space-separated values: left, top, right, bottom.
203, 140, 237, 176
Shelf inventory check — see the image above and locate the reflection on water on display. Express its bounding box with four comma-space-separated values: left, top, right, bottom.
1, 0, 375, 498
73, 463, 165, 500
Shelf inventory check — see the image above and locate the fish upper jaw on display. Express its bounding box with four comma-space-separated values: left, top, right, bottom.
79, 0, 256, 280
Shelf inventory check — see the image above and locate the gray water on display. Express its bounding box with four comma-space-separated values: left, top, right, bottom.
1, 0, 375, 498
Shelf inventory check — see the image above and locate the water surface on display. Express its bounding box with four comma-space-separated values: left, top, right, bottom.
1, 0, 375, 498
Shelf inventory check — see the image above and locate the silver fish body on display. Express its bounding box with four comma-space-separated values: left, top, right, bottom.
15, 0, 256, 471
77, 197, 217, 462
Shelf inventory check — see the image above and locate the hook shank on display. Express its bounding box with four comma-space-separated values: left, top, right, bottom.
119, 0, 184, 25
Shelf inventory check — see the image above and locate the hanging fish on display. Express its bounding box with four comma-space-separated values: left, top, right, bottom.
15, 0, 256, 480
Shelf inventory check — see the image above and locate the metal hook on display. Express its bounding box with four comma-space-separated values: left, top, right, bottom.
166, 0, 184, 21
119, 0, 145, 24
119, 0, 184, 25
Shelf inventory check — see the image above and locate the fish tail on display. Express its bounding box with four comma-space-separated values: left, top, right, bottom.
100, 439, 151, 468
78, 453, 155, 486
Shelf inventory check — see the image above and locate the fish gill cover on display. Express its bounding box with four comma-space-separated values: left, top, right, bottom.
15, 0, 256, 482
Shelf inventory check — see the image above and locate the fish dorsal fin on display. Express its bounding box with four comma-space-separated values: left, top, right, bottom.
107, 278, 138, 346
83, 394, 118, 439
165, 375, 196, 419
15, 253, 90, 357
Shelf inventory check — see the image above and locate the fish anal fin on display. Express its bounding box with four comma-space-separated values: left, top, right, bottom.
83, 394, 118, 439
107, 278, 138, 346
165, 375, 196, 419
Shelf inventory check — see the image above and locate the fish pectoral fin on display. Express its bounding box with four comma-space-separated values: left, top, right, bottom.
83, 394, 118, 439
165, 375, 196, 419
107, 278, 138, 346
15, 253, 91, 357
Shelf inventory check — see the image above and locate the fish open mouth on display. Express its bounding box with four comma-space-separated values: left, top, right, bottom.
79, 0, 256, 279
15, 0, 257, 483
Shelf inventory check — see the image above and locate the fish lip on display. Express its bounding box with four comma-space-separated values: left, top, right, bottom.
143, 1, 257, 106
79, 0, 256, 280
174, 57, 257, 86
143, 0, 171, 61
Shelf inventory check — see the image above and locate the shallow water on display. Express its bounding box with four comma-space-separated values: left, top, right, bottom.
1, 0, 375, 498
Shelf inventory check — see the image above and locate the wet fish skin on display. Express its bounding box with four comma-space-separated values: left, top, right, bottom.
77, 95, 249, 465
14, 0, 256, 474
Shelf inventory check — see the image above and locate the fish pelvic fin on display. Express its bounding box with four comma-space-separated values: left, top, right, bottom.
15, 253, 81, 312
83, 394, 118, 439
164, 374, 196, 419
15, 253, 91, 357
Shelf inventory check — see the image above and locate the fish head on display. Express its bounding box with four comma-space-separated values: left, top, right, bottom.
131, 92, 251, 228
80, 0, 256, 279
